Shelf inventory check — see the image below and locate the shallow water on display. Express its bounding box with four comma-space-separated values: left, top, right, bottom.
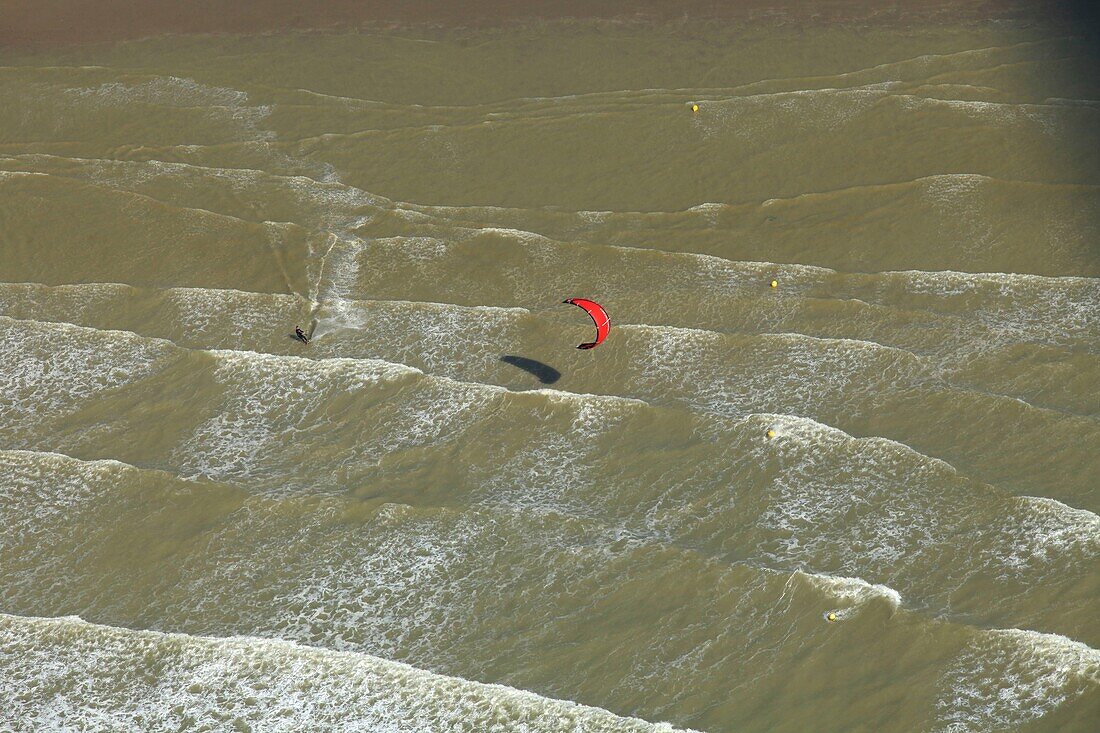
1, 12, 1098, 733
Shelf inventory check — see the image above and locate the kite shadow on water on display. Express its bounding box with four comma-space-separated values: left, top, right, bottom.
500, 355, 561, 384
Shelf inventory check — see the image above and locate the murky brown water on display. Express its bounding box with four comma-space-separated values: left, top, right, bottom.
1, 6, 1098, 732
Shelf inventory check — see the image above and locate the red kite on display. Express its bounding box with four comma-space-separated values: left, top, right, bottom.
563, 298, 610, 349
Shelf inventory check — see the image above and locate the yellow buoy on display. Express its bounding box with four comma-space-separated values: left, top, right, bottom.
826, 612, 838, 622
691, 103, 699, 113
770, 279, 778, 288
766, 429, 776, 439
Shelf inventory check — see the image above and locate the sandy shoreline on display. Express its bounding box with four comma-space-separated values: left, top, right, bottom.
3, 0, 1092, 49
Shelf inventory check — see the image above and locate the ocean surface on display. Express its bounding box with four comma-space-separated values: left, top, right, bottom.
1, 10, 1098, 732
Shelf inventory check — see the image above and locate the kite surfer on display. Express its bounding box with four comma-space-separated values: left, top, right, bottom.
294, 327, 310, 345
